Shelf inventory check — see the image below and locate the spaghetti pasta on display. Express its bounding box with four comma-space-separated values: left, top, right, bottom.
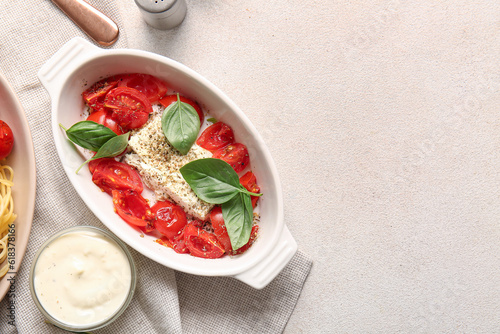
0, 164, 16, 278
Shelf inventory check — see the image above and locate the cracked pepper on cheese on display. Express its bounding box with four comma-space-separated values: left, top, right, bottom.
124, 112, 214, 220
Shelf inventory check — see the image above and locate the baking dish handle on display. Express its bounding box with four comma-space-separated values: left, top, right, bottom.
235, 225, 297, 289
38, 37, 100, 98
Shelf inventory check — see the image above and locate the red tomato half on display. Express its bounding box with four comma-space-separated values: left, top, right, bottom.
156, 228, 190, 254
141, 220, 156, 234
212, 143, 250, 173
0, 121, 14, 160
171, 228, 190, 253
196, 122, 234, 152
239, 171, 261, 208
92, 159, 143, 195
116, 73, 168, 103
86, 108, 125, 135
82, 78, 118, 113
104, 87, 153, 130
210, 206, 231, 253
88, 156, 106, 174
210, 206, 259, 254
159, 94, 204, 124
184, 223, 225, 259
151, 200, 188, 240
112, 190, 154, 227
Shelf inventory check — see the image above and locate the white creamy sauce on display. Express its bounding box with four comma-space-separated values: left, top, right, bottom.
33, 231, 132, 326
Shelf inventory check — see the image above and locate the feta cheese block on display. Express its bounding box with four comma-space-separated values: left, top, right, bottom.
124, 112, 214, 220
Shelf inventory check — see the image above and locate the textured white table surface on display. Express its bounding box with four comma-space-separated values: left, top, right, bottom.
119, 1, 499, 332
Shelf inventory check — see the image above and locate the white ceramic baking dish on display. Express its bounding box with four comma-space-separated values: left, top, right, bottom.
38, 37, 297, 289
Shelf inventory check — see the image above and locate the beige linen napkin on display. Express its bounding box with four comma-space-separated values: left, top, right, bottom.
0, 1, 312, 333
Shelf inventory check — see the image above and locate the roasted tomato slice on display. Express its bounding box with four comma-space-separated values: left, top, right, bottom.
82, 77, 118, 113
0, 121, 14, 160
159, 94, 204, 124
104, 87, 153, 130
141, 220, 156, 234
156, 228, 190, 254
212, 143, 249, 173
210, 206, 259, 254
116, 73, 168, 103
86, 108, 125, 135
151, 200, 188, 240
171, 228, 190, 253
196, 122, 234, 152
239, 171, 261, 208
210, 206, 231, 253
112, 190, 154, 227
88, 156, 106, 174
92, 159, 143, 195
184, 223, 225, 259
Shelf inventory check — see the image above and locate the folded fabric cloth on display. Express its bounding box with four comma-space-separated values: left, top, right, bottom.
0, 1, 312, 333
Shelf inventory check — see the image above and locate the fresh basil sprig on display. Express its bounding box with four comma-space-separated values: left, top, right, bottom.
60, 121, 116, 151
180, 158, 261, 250
60, 121, 129, 174
161, 94, 200, 155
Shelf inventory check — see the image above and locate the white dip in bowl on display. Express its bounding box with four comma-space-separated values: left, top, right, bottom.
29, 226, 136, 332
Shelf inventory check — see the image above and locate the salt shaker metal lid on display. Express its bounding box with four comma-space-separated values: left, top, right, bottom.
134, 0, 187, 30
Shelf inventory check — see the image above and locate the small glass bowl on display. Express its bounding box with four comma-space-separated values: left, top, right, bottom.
29, 226, 137, 332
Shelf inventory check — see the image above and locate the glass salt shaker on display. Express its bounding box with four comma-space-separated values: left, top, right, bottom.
134, 0, 187, 30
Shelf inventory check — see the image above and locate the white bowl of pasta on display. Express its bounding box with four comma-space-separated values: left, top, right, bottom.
38, 37, 296, 289
0, 71, 36, 301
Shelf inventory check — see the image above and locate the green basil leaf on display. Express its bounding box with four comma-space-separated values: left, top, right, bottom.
92, 132, 130, 159
206, 117, 217, 123
161, 94, 200, 155
62, 121, 117, 151
180, 158, 242, 204
221, 192, 254, 250
75, 132, 129, 173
